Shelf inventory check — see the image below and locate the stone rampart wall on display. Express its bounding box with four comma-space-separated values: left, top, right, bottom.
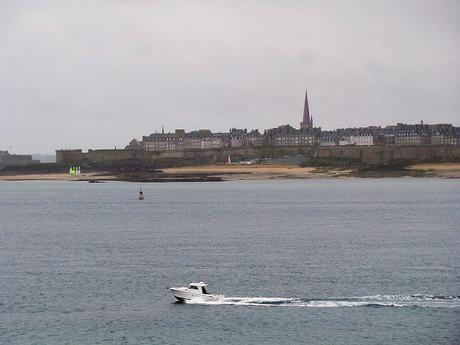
0, 154, 39, 169
56, 145, 460, 167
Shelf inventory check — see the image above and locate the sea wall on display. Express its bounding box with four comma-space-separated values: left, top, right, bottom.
56, 145, 460, 168
0, 152, 39, 169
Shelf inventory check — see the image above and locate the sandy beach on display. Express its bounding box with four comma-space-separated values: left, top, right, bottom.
407, 163, 460, 178
164, 163, 460, 179
163, 164, 320, 180
0, 164, 343, 181
1, 163, 460, 181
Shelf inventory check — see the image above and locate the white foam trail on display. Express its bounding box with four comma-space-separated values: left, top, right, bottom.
183, 294, 460, 308
186, 296, 294, 307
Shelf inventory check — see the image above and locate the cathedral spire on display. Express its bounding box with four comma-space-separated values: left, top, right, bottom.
300, 88, 312, 129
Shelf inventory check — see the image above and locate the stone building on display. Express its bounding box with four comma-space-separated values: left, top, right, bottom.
142, 129, 224, 151
246, 130, 264, 147
337, 128, 374, 146
212, 132, 232, 147
186, 130, 214, 149
391, 123, 431, 146
142, 132, 176, 151
429, 124, 459, 146
265, 125, 319, 146
125, 139, 143, 150
230, 128, 263, 147
319, 131, 339, 146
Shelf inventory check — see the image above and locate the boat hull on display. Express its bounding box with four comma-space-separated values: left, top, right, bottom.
170, 288, 221, 302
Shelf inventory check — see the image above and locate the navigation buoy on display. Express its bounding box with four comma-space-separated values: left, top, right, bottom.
138, 186, 144, 200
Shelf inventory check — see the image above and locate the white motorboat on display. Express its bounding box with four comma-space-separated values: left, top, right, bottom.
169, 282, 222, 302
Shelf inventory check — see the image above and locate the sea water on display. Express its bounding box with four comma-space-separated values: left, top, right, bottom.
1, 179, 459, 344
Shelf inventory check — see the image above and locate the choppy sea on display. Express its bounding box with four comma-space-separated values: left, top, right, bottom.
1, 179, 459, 344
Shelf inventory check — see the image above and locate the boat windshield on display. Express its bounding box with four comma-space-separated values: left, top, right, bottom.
189, 285, 198, 290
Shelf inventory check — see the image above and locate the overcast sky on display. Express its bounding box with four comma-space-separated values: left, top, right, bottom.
1, 0, 459, 154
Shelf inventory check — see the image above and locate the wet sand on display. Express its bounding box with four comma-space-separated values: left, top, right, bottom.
165, 163, 460, 179
407, 163, 460, 178
163, 164, 349, 180
1, 163, 459, 181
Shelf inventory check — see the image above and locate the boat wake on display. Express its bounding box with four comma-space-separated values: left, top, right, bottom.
184, 294, 460, 308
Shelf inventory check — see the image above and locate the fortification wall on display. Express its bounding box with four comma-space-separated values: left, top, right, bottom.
56, 145, 460, 168
85, 149, 152, 164
55, 149, 83, 165
0, 153, 39, 169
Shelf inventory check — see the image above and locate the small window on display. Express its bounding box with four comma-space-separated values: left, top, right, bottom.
189, 285, 198, 290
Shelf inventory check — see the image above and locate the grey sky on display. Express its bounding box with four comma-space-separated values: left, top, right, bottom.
1, 0, 459, 154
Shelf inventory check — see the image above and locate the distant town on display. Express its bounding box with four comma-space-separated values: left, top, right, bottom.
1, 89, 459, 171
127, 90, 460, 152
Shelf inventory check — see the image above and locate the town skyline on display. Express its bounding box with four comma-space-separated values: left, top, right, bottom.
5, 84, 460, 154
1, 1, 459, 154
4, 98, 460, 155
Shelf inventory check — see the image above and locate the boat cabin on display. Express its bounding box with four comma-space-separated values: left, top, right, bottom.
188, 282, 208, 294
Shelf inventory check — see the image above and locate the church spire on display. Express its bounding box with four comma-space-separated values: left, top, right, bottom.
300, 88, 312, 129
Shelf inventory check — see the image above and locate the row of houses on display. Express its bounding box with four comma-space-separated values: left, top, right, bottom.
126, 123, 460, 151
322, 123, 460, 147
376, 123, 459, 146
127, 128, 265, 151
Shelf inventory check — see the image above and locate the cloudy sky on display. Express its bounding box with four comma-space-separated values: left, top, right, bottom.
1, 0, 459, 153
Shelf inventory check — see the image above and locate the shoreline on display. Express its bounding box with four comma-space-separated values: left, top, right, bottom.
1, 163, 460, 181
0, 172, 118, 182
